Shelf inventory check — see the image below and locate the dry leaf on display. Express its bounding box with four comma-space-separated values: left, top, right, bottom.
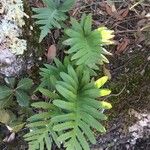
116, 38, 130, 54
47, 44, 57, 62
141, 10, 146, 16
35, 0, 44, 7
54, 30, 60, 39
114, 14, 123, 21
99, 1, 107, 10
137, 19, 147, 27
108, 2, 117, 13
137, 33, 145, 43
121, 8, 129, 18
106, 0, 117, 12
103, 65, 111, 80
147, 56, 150, 61
0, 4, 5, 14
105, 4, 113, 16
3, 132, 15, 143
0, 109, 11, 124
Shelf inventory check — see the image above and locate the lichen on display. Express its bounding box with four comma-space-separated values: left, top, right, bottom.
0, 0, 28, 55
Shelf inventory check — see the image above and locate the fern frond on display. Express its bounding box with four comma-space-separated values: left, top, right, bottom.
39, 57, 70, 89
33, 0, 75, 42
63, 14, 114, 67
25, 64, 111, 150
25, 124, 61, 150
51, 65, 111, 150
39, 57, 99, 90
24, 102, 60, 150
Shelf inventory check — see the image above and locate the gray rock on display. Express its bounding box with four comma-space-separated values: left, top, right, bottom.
0, 48, 24, 77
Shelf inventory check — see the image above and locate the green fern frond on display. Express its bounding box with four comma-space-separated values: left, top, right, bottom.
25, 64, 111, 150
63, 14, 114, 67
51, 65, 111, 150
32, 0, 75, 42
39, 57, 70, 89
39, 57, 99, 90
24, 102, 61, 150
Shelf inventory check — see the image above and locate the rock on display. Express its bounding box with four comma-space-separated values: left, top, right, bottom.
0, 48, 24, 77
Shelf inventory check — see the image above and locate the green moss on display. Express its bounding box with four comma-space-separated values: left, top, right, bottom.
106, 50, 150, 120
23, 0, 43, 56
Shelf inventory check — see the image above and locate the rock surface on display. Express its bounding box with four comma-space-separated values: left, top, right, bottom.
91, 111, 150, 150
0, 48, 24, 77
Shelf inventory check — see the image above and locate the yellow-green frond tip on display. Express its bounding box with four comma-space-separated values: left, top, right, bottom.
100, 101, 112, 109
95, 76, 108, 88
99, 89, 111, 96
97, 27, 115, 45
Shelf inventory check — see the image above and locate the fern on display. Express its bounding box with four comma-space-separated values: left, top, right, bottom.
27, 9, 115, 150
39, 57, 71, 89
24, 102, 61, 150
32, 0, 75, 42
52, 65, 111, 150
25, 64, 112, 150
39, 56, 96, 89
39, 57, 99, 90
63, 14, 114, 67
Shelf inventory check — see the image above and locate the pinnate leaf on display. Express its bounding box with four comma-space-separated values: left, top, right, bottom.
95, 76, 108, 88
99, 89, 111, 96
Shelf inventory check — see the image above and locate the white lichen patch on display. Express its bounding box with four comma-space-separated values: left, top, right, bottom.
0, 0, 28, 55
128, 109, 150, 145
10, 38, 27, 55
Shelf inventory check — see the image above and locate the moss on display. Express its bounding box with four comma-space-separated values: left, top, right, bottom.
106, 49, 150, 120
23, 0, 43, 57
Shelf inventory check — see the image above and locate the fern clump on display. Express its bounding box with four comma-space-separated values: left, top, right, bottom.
39, 57, 98, 89
32, 0, 75, 42
52, 65, 111, 150
25, 63, 112, 150
26, 3, 114, 149
63, 14, 114, 67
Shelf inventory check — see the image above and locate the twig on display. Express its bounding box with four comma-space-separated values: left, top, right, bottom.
141, 24, 150, 31
104, 84, 126, 100
129, 0, 144, 10
116, 29, 138, 33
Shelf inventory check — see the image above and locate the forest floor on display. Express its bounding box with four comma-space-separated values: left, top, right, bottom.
82, 0, 150, 149
0, 0, 150, 150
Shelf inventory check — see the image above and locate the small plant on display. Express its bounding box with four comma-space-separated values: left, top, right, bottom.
25, 64, 112, 150
25, 11, 114, 150
52, 66, 111, 150
39, 57, 71, 89
32, 0, 75, 42
0, 78, 33, 107
63, 14, 114, 67
39, 56, 99, 90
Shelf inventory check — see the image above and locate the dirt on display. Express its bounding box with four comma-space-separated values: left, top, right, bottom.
89, 43, 150, 149
73, 0, 150, 149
